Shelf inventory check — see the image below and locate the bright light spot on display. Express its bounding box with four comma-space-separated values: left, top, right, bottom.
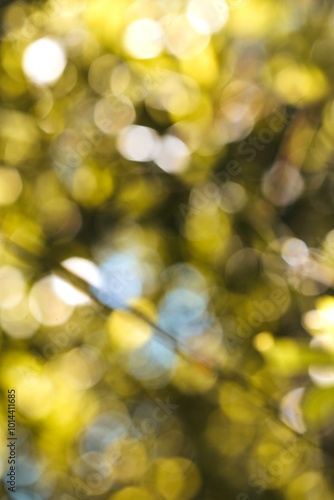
303, 298, 334, 334
280, 387, 306, 434
53, 257, 102, 306
23, 37, 66, 85
281, 238, 309, 267
154, 135, 190, 174
0, 266, 25, 309
309, 335, 334, 387
29, 276, 74, 326
94, 253, 143, 309
302, 309, 323, 333
253, 332, 274, 352
308, 365, 334, 388
187, 0, 229, 34
164, 14, 210, 59
117, 125, 160, 162
123, 19, 164, 59
316, 296, 334, 326
0, 168, 22, 206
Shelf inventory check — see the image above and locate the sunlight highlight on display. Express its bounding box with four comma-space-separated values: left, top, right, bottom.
23, 37, 66, 85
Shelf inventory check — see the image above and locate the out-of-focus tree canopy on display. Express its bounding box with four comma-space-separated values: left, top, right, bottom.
1, 0, 334, 498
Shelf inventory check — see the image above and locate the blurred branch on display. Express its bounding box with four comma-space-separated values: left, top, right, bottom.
0, 234, 216, 370
1, 233, 328, 457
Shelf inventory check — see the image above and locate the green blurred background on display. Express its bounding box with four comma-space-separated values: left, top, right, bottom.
1, 0, 334, 498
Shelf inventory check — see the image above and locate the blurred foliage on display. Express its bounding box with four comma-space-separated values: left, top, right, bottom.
1, 0, 334, 499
